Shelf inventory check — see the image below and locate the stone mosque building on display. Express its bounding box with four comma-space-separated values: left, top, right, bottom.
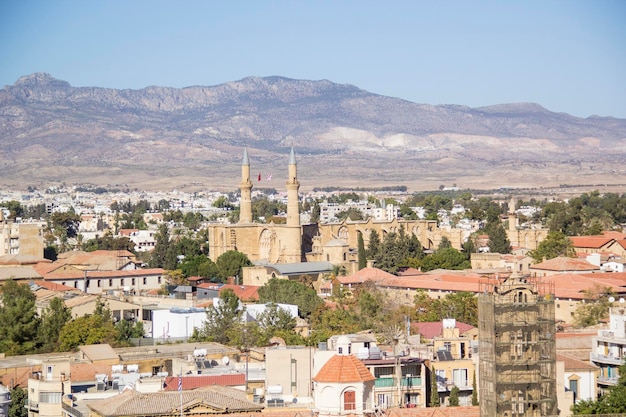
206, 148, 547, 285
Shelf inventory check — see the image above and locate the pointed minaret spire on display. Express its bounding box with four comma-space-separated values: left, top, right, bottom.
286, 146, 300, 228
239, 148, 253, 224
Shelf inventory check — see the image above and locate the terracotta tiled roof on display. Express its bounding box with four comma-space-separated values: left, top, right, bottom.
338, 267, 396, 285
313, 354, 375, 383
163, 374, 245, 391
556, 353, 598, 371
570, 236, 615, 249
33, 280, 77, 291
218, 284, 260, 301
545, 273, 626, 299
411, 321, 475, 340
86, 385, 263, 416
531, 257, 600, 272
377, 273, 484, 293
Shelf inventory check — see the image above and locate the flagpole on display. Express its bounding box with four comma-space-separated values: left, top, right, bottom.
179, 366, 183, 417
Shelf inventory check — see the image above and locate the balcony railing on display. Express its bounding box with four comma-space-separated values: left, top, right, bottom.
590, 352, 625, 366
597, 375, 619, 385
62, 402, 84, 417
374, 376, 422, 388
27, 401, 39, 411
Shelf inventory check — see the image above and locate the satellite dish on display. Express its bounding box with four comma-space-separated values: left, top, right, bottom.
609, 296, 616, 303
620, 298, 625, 303
222, 356, 230, 365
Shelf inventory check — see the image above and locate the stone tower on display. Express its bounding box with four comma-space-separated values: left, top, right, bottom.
478, 274, 557, 416
239, 148, 253, 224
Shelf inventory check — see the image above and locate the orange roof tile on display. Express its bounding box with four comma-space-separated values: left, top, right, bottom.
218, 284, 260, 301
33, 280, 77, 292
163, 374, 245, 390
313, 354, 375, 383
532, 257, 600, 272
570, 236, 615, 249
556, 353, 598, 371
338, 267, 396, 285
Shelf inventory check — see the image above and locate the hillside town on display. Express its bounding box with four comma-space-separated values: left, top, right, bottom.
1, 149, 626, 417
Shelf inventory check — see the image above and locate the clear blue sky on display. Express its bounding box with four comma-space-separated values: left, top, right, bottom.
1, 0, 625, 118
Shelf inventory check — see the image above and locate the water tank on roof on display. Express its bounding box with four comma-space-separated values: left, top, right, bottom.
126, 364, 139, 373
112, 365, 124, 373
369, 346, 382, 360
357, 347, 370, 359
443, 318, 456, 329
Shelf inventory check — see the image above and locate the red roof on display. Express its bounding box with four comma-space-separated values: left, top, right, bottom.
33, 280, 77, 292
378, 273, 485, 293
411, 321, 475, 339
218, 284, 260, 301
338, 267, 396, 285
531, 257, 600, 272
313, 354, 375, 383
163, 374, 245, 391
546, 273, 626, 299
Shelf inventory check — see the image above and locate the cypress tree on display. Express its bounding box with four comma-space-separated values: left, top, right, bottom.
357, 232, 366, 270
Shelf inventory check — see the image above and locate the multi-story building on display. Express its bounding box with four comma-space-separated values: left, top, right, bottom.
431, 319, 477, 406
26, 358, 71, 417
478, 273, 557, 416
0, 211, 45, 257
590, 304, 626, 393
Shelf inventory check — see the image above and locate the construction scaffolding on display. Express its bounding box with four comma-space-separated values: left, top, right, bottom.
478, 274, 557, 417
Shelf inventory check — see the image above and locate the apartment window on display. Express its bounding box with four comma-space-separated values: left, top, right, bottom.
109, 279, 113, 287
39, 392, 62, 403
569, 379, 578, 402
444, 342, 452, 352
143, 277, 147, 285
121, 279, 125, 286
452, 368, 468, 387
158, 276, 162, 284
132, 278, 136, 285
97, 280, 101, 288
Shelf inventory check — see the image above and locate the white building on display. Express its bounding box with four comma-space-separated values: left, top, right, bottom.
590, 304, 626, 391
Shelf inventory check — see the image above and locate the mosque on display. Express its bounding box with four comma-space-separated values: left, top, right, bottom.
205, 148, 547, 286
206, 148, 464, 285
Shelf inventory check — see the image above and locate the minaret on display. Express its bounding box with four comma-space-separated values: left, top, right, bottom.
286, 146, 300, 228
284, 147, 302, 263
239, 148, 253, 224
508, 196, 517, 233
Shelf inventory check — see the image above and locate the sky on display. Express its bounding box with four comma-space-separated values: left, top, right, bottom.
1, 0, 625, 118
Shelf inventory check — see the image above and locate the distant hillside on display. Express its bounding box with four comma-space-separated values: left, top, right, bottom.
1, 73, 625, 192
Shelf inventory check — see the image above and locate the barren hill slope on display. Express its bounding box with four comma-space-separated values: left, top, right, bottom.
1, 73, 625, 192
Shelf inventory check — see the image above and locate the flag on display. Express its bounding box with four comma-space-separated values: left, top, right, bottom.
266, 173, 272, 181
257, 173, 261, 182
178, 375, 182, 392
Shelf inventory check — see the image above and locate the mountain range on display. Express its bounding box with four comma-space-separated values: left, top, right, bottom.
1, 72, 625, 192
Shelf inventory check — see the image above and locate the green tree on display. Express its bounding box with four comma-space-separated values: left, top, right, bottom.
258, 278, 324, 319
215, 250, 253, 281
57, 299, 118, 351
572, 362, 626, 414
116, 320, 145, 345
367, 230, 381, 261
197, 289, 243, 345
471, 372, 478, 405
420, 247, 471, 272
430, 366, 440, 407
529, 231, 575, 262
149, 223, 178, 269
357, 232, 366, 270
180, 254, 219, 279
485, 219, 511, 254
449, 385, 460, 406
438, 236, 452, 251
9, 386, 27, 417
0, 200, 23, 219
0, 280, 40, 355
256, 303, 297, 342
336, 207, 364, 221
573, 285, 615, 328
49, 209, 81, 239
37, 297, 71, 353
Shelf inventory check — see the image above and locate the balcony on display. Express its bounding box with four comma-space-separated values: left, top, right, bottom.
27, 400, 39, 411
374, 376, 422, 388
62, 402, 84, 417
597, 375, 619, 385
590, 352, 625, 366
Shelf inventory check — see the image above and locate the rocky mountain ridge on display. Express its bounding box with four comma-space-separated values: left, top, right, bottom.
1, 73, 625, 192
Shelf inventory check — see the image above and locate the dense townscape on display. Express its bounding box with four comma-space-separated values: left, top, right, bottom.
1, 150, 626, 417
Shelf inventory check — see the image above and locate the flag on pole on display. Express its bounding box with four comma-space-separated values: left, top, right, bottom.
257, 173, 261, 182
